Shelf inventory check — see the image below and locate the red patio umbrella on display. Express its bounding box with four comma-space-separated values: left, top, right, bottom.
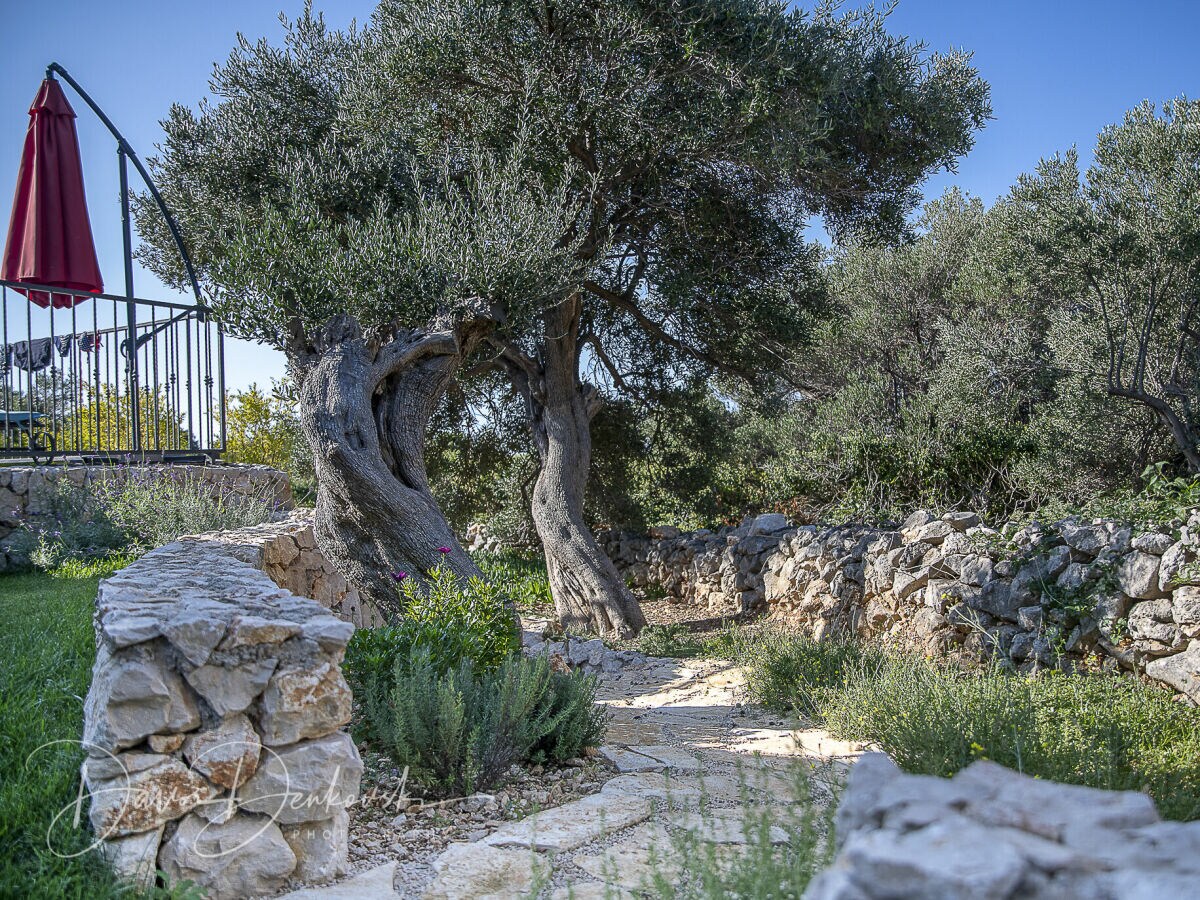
1, 77, 104, 309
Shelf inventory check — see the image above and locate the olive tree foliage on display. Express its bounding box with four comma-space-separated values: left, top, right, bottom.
1008, 98, 1200, 472
366, 0, 989, 636
134, 10, 596, 616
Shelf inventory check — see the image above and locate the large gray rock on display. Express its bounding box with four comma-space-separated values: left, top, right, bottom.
1117, 551, 1167, 600
158, 813, 296, 897
1146, 643, 1200, 702
1159, 541, 1199, 592
83, 641, 200, 753
257, 661, 353, 746
238, 731, 362, 824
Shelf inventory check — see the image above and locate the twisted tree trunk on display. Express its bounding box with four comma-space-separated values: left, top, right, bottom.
290, 314, 482, 619
525, 298, 646, 638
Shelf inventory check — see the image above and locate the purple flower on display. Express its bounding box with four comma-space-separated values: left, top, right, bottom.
436, 546, 451, 555
392, 571, 408, 582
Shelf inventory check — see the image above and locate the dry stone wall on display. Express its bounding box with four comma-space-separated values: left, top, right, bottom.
805, 752, 1200, 899
0, 463, 293, 570
597, 508, 1200, 702
82, 513, 375, 898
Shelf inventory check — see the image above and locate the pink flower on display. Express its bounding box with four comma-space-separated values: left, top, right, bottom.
392, 571, 408, 582
437, 546, 451, 554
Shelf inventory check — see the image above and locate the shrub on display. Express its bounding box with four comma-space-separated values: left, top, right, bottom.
96, 469, 276, 549
8, 478, 128, 569
368, 649, 606, 798
737, 630, 884, 717
343, 564, 520, 734
739, 633, 1200, 820
13, 469, 278, 570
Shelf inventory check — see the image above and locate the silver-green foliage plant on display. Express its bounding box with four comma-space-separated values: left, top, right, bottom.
95, 470, 277, 550
10, 478, 128, 569
368, 649, 606, 798
13, 472, 276, 568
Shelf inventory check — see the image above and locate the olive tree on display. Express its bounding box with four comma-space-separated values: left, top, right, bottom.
369, 0, 990, 634
136, 13, 591, 616
1010, 98, 1200, 472
140, 2, 987, 635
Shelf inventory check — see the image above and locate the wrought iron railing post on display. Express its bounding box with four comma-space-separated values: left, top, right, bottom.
118, 147, 141, 452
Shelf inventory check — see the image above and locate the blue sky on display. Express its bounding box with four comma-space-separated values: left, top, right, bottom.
1, 0, 1197, 391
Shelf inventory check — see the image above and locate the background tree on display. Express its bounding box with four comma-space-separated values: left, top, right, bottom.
1009, 99, 1200, 472
136, 12, 591, 616
371, 0, 990, 635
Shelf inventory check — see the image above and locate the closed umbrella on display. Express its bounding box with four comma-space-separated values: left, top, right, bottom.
1, 76, 104, 308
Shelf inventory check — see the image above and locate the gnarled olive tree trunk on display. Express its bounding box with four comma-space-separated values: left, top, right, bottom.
289, 314, 482, 619
524, 298, 646, 639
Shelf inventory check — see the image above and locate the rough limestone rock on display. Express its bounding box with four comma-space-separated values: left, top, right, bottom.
184, 658, 278, 716
182, 714, 261, 790
281, 809, 350, 883
158, 813, 297, 897
749, 513, 790, 535
1146, 643, 1200, 703
97, 825, 165, 891
83, 641, 200, 753
84, 755, 215, 838
1118, 551, 1167, 600
257, 662, 353, 747
804, 753, 1191, 900
238, 731, 363, 824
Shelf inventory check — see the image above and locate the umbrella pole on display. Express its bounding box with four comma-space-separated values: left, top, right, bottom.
118, 147, 140, 454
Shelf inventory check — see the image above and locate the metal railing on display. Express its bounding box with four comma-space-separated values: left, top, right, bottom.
1, 279, 225, 462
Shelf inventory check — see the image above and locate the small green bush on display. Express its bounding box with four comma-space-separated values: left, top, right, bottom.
367, 649, 606, 798
343, 564, 520, 735
738, 630, 884, 717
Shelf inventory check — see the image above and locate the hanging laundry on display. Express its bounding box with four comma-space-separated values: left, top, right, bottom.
11, 338, 52, 372
51, 333, 100, 356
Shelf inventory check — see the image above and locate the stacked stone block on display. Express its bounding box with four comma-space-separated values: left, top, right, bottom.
597, 508, 1200, 703
82, 524, 364, 897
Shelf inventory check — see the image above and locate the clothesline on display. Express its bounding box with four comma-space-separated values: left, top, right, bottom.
1, 333, 103, 375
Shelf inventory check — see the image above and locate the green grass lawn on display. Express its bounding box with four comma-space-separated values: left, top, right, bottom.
0, 559, 188, 899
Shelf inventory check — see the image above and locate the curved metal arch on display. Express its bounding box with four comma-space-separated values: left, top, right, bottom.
45, 62, 204, 307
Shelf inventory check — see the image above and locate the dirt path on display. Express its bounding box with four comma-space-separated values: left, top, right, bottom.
283, 656, 863, 899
